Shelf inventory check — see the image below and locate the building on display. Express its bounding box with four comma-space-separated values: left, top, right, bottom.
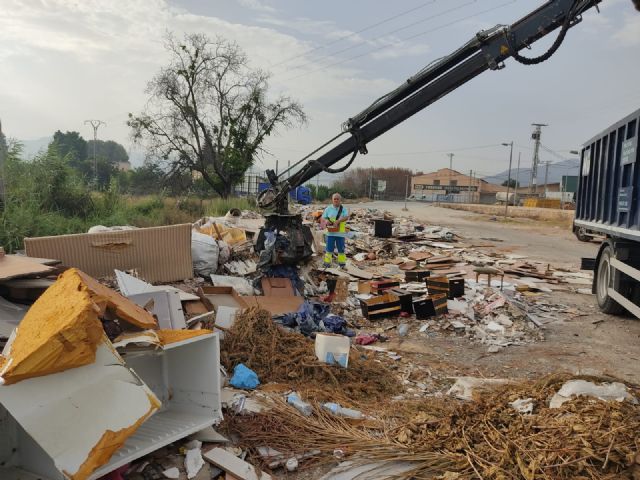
411, 168, 506, 203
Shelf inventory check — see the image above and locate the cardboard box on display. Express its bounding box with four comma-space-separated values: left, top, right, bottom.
360, 293, 401, 320
24, 224, 193, 283
427, 276, 465, 299
261, 277, 295, 297
199, 286, 248, 310
241, 296, 303, 316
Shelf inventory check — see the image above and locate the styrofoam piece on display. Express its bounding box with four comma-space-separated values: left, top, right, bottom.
116, 269, 199, 301
190, 427, 229, 443
210, 275, 254, 296
91, 333, 223, 478
204, 447, 272, 480
185, 448, 204, 479
0, 340, 160, 480
549, 380, 637, 408
128, 290, 186, 330
314, 334, 350, 368
0, 333, 222, 480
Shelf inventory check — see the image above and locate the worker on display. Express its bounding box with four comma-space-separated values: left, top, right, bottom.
322, 193, 350, 268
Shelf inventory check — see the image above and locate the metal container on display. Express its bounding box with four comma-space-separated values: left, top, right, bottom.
575, 108, 640, 239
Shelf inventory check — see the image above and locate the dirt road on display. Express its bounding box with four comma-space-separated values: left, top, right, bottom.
349, 201, 640, 385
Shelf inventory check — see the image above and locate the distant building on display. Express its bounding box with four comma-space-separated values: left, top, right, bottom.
411, 168, 506, 203
117, 161, 131, 172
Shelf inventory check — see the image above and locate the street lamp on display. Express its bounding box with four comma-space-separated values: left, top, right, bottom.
502, 142, 514, 218
402, 173, 410, 211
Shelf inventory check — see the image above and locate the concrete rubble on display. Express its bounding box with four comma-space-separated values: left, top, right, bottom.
1, 206, 638, 480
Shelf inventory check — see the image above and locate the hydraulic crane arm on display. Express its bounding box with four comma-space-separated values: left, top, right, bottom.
258, 0, 605, 212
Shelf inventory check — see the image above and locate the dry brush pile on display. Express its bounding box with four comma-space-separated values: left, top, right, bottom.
228, 375, 640, 479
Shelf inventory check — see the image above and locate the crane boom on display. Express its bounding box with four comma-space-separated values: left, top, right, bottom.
258, 0, 604, 213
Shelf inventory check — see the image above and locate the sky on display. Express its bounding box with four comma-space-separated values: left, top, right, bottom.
1, 0, 639, 181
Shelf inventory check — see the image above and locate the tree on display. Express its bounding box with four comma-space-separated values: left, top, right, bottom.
87, 139, 129, 165
52, 131, 88, 164
501, 179, 519, 188
129, 33, 306, 198
0, 120, 8, 171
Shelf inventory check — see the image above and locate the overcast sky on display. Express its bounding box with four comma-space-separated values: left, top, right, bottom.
1, 0, 638, 179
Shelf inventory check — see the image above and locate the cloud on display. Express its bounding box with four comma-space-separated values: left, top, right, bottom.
235, 0, 275, 14
614, 15, 640, 46
0, 0, 398, 147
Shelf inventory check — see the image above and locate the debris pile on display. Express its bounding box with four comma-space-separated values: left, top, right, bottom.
0, 206, 616, 480
228, 375, 640, 480
221, 308, 400, 402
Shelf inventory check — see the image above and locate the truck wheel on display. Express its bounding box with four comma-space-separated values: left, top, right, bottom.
595, 246, 624, 314
575, 227, 590, 242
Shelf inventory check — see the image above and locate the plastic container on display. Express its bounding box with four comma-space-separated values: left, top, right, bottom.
398, 323, 409, 337
287, 393, 312, 416
315, 334, 350, 368
322, 402, 363, 419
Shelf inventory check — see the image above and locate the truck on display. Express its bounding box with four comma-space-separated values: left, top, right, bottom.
255, 0, 639, 265
575, 108, 640, 317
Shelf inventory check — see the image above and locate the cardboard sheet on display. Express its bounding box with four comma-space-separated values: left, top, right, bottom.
261, 277, 294, 297
242, 296, 303, 315
24, 224, 193, 283
0, 255, 55, 281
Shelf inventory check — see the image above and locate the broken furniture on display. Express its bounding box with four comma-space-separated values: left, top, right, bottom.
474, 266, 505, 290
413, 294, 448, 319
427, 276, 465, 299
360, 293, 401, 320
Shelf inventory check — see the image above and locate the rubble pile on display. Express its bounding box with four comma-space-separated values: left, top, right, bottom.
0, 205, 620, 480
228, 375, 640, 480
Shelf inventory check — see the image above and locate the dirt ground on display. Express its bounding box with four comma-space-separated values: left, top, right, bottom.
351, 201, 640, 385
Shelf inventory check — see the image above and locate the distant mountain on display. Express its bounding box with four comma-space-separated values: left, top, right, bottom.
483, 158, 579, 187
19, 136, 52, 159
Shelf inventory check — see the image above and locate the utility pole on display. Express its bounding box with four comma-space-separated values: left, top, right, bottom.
275, 159, 279, 175
529, 123, 547, 194
447, 153, 454, 191
502, 142, 514, 217
543, 161, 551, 198
84, 119, 106, 185
403, 173, 410, 211
468, 169, 473, 204
369, 167, 373, 200
515, 152, 521, 206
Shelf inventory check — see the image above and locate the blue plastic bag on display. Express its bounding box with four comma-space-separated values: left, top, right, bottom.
230, 363, 260, 390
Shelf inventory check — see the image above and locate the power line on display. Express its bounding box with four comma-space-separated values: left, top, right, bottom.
278, 0, 475, 76
281, 0, 518, 83
270, 0, 440, 69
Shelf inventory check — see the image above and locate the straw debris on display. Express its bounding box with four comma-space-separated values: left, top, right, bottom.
227, 375, 640, 479
220, 308, 400, 402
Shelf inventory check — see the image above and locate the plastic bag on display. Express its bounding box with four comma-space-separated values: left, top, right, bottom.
229, 363, 260, 390
191, 231, 219, 277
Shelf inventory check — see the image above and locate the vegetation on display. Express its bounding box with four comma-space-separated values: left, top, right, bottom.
501, 179, 519, 188
128, 33, 306, 198
0, 144, 254, 253
330, 167, 413, 200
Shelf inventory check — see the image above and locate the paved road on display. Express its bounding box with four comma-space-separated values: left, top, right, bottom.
351, 200, 599, 267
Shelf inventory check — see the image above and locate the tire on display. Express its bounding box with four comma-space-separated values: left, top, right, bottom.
595, 245, 624, 315
575, 226, 590, 242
